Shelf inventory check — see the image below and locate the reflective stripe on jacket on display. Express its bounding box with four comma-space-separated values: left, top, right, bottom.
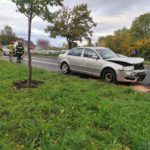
16, 45, 24, 55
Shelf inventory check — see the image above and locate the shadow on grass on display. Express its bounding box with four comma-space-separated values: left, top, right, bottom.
69, 71, 136, 87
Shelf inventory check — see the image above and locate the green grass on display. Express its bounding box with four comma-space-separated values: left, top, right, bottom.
0, 60, 150, 150
144, 61, 150, 65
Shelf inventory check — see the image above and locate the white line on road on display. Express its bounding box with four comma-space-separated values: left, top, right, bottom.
23, 58, 58, 66
24, 56, 57, 62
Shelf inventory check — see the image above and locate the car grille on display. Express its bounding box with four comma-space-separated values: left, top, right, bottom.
134, 63, 144, 70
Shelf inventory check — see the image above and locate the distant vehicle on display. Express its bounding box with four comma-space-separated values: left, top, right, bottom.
58, 47, 146, 83
2, 46, 9, 56
2, 45, 16, 56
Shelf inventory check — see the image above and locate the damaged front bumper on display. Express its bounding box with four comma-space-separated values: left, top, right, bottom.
117, 69, 146, 83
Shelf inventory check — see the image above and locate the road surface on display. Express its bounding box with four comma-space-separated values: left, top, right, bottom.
3, 55, 59, 72
2, 55, 150, 85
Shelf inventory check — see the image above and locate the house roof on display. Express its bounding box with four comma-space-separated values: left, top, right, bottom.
24, 40, 36, 47
16, 38, 36, 47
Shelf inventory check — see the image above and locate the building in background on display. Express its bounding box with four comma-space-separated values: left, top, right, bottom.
14, 38, 36, 51
37, 40, 49, 50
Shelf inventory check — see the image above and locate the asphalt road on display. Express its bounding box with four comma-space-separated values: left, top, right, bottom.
140, 65, 150, 85
2, 55, 150, 85
3, 55, 59, 72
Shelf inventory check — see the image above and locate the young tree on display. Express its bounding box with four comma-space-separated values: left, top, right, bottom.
45, 4, 96, 49
12, 0, 63, 87
0, 25, 17, 45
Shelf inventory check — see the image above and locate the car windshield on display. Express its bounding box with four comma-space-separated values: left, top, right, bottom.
96, 48, 119, 59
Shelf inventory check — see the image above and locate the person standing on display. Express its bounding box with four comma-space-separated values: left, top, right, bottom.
8, 42, 14, 62
0, 43, 3, 60
131, 49, 139, 57
16, 42, 24, 64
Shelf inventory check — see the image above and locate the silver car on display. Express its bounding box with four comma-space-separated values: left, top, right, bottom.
58, 47, 146, 83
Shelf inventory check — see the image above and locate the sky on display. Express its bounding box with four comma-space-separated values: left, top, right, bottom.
0, 0, 149, 47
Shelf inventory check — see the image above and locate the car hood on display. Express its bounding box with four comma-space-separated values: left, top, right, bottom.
106, 57, 144, 65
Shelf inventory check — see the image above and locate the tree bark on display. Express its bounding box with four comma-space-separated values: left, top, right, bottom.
28, 17, 32, 87
67, 40, 72, 50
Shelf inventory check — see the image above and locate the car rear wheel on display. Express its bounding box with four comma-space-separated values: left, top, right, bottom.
61, 62, 70, 74
101, 69, 117, 83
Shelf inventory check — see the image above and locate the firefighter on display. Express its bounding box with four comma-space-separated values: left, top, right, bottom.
0, 43, 2, 59
8, 42, 14, 62
16, 42, 24, 64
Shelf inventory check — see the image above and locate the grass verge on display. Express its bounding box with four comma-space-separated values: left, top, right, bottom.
0, 60, 150, 150
144, 61, 150, 65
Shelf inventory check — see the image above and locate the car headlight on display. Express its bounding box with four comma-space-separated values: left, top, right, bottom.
122, 66, 134, 71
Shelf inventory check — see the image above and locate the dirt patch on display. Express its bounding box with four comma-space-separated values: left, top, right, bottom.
132, 85, 150, 93
13, 80, 44, 90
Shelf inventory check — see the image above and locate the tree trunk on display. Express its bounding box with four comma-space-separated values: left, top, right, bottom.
28, 17, 32, 87
68, 41, 72, 50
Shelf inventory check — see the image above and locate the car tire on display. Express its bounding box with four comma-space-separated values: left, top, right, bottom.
101, 68, 117, 83
61, 62, 70, 74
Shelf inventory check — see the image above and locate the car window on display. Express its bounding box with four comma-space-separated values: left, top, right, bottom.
68, 48, 83, 57
96, 48, 119, 59
83, 48, 98, 59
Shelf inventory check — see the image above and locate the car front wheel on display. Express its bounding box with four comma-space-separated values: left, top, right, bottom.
61, 62, 70, 74
101, 69, 117, 83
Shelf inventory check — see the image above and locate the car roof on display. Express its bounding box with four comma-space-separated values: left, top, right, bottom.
77, 46, 109, 50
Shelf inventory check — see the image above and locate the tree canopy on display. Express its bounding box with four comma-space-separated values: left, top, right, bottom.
130, 13, 150, 41
97, 28, 132, 55
0, 25, 17, 45
45, 4, 96, 49
12, 0, 63, 19
97, 13, 150, 59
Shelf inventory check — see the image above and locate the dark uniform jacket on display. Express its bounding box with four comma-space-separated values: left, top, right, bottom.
16, 44, 24, 55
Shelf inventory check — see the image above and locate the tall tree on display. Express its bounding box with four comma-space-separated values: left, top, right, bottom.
45, 4, 96, 49
97, 28, 133, 55
12, 0, 63, 87
130, 13, 150, 41
96, 36, 106, 47
0, 25, 17, 45
134, 38, 150, 60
